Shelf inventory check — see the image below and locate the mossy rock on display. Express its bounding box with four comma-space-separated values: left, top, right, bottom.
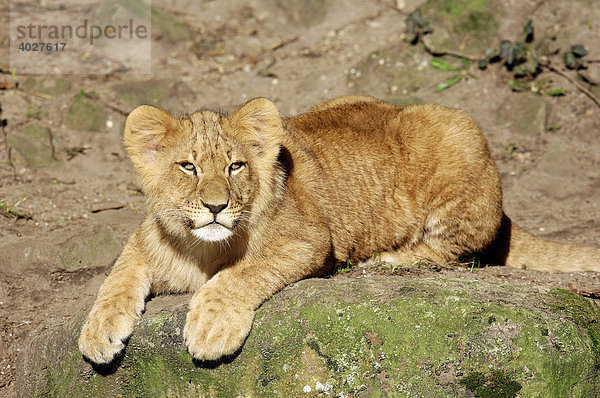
16, 276, 600, 397
420, 0, 503, 57
348, 45, 459, 97
151, 7, 190, 43
98, 0, 189, 43
112, 80, 169, 106
56, 225, 122, 271
532, 0, 600, 59
7, 123, 55, 167
273, 0, 334, 27
65, 91, 106, 132
112, 80, 196, 110
21, 77, 72, 96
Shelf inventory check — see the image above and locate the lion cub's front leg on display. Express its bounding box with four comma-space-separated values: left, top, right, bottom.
184, 239, 328, 361
78, 243, 151, 364
183, 273, 256, 361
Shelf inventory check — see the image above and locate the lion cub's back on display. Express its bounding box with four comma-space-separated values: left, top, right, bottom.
283, 100, 500, 262
285, 100, 493, 179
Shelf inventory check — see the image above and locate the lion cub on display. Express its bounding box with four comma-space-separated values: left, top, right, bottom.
79, 95, 600, 364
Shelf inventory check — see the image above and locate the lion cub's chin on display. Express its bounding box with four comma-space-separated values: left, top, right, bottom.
191, 224, 233, 242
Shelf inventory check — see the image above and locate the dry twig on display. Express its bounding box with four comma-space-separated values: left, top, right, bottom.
546, 63, 600, 108
417, 31, 482, 62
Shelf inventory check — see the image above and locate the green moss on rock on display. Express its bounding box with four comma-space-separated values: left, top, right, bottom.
420, 0, 503, 57
65, 91, 106, 131
112, 80, 168, 106
274, 0, 333, 27
7, 123, 55, 167
16, 277, 600, 397
348, 46, 459, 98
112, 80, 197, 111
22, 77, 72, 96
151, 8, 190, 43
99, 0, 189, 43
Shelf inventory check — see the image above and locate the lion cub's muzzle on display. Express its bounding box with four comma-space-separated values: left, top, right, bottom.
185, 200, 238, 242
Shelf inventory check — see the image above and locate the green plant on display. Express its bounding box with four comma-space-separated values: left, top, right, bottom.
76, 88, 99, 99
468, 257, 482, 272
430, 58, 474, 92
506, 143, 518, 160
405, 10, 599, 106
25, 105, 46, 120
0, 197, 32, 220
335, 260, 352, 274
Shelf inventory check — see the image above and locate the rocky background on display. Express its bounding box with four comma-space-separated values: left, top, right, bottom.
1, 0, 600, 396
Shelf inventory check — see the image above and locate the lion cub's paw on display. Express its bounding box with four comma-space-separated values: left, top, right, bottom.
184, 295, 255, 361
78, 309, 136, 364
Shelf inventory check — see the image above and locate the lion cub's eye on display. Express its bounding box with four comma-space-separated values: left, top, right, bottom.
229, 161, 245, 175
179, 162, 196, 174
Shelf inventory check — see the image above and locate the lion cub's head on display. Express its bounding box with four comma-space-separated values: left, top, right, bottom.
124, 98, 285, 242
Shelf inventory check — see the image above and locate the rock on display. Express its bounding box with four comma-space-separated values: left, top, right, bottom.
518, 137, 589, 200
56, 225, 122, 271
532, 0, 600, 61
0, 225, 121, 275
16, 276, 600, 397
420, 0, 503, 57
273, 0, 333, 27
151, 7, 190, 43
21, 77, 72, 96
7, 123, 55, 167
65, 91, 107, 132
112, 80, 197, 111
348, 45, 457, 98
537, 139, 578, 178
579, 64, 600, 86
99, 0, 189, 43
580, 64, 600, 99
496, 94, 549, 137
112, 80, 168, 106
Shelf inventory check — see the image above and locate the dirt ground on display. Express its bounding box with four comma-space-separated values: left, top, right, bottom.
1, 0, 599, 396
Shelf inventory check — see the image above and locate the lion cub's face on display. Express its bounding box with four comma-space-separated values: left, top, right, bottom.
123, 99, 283, 242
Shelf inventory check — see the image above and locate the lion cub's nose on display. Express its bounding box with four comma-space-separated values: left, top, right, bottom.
202, 201, 228, 214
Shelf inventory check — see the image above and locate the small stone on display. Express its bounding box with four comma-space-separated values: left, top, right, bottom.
315, 381, 330, 391
578, 64, 600, 85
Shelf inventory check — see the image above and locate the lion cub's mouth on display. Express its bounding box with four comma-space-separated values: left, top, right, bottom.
191, 222, 233, 242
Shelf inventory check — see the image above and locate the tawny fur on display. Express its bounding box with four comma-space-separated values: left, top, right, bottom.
79, 96, 600, 364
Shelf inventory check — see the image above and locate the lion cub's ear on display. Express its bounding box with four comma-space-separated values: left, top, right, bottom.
230, 98, 283, 160
124, 105, 178, 169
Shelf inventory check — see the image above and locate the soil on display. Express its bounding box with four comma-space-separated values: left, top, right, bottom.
1, 0, 599, 396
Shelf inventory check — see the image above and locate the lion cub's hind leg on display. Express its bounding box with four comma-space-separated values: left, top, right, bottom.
360, 242, 455, 269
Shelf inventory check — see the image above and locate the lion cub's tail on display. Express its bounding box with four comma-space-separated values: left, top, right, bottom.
488, 214, 600, 272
